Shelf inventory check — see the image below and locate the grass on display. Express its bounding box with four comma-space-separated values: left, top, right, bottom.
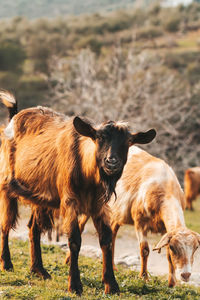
177, 38, 198, 50
1, 199, 200, 299
0, 239, 199, 299
184, 197, 200, 233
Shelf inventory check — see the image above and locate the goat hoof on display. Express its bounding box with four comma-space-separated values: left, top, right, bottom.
168, 277, 176, 288
31, 267, 51, 280
105, 282, 120, 294
186, 206, 193, 211
168, 281, 176, 288
139, 272, 148, 281
68, 278, 83, 295
1, 261, 13, 271
41, 270, 51, 280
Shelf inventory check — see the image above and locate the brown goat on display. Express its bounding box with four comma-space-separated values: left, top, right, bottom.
65, 146, 200, 287
184, 167, 200, 210
0, 90, 156, 295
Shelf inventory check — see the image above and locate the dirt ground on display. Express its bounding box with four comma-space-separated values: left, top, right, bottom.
10, 206, 200, 287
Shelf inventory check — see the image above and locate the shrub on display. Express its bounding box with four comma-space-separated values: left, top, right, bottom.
164, 53, 186, 69
0, 42, 26, 72
186, 62, 200, 84
0, 71, 20, 92
136, 26, 163, 40
148, 4, 161, 15
131, 9, 147, 27
18, 76, 48, 108
163, 52, 200, 70
76, 35, 103, 55
105, 13, 134, 33
163, 16, 181, 32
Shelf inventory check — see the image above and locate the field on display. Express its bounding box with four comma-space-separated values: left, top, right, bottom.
0, 198, 199, 300
185, 197, 200, 233
0, 239, 199, 300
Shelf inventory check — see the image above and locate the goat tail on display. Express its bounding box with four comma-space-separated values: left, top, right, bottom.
0, 89, 18, 120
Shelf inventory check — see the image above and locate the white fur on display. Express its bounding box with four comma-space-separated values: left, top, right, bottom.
0, 91, 16, 104
162, 197, 185, 231
4, 118, 14, 139
128, 146, 143, 157
168, 165, 184, 193
178, 263, 192, 275
136, 230, 147, 243
136, 161, 168, 213
173, 197, 185, 226
177, 245, 192, 282
110, 180, 134, 217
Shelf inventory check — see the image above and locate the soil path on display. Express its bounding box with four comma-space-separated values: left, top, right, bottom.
10, 206, 200, 287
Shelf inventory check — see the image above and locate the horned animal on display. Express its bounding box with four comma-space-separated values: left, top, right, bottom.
65, 146, 200, 287
0, 90, 156, 295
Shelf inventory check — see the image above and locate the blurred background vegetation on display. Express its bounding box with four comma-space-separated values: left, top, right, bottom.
0, 0, 200, 183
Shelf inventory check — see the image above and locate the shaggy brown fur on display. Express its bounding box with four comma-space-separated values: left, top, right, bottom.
0, 90, 156, 295
184, 167, 200, 210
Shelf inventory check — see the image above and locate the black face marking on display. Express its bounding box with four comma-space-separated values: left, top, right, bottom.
96, 122, 130, 176
95, 121, 131, 203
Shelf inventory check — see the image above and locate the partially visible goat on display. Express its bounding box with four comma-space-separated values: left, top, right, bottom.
184, 167, 200, 210
0, 90, 156, 295
66, 146, 200, 287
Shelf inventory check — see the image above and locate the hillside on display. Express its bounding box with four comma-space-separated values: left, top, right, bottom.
0, 3, 200, 182
0, 0, 155, 19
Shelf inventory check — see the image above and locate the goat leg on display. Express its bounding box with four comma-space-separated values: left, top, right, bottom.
62, 203, 83, 295
0, 229, 13, 271
111, 222, 120, 271
139, 240, 149, 280
186, 196, 193, 211
28, 212, 51, 279
0, 191, 18, 271
67, 220, 82, 295
65, 214, 88, 265
167, 247, 176, 287
92, 214, 119, 295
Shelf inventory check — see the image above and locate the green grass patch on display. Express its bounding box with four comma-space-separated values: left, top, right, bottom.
177, 38, 198, 49
184, 197, 200, 233
0, 239, 199, 299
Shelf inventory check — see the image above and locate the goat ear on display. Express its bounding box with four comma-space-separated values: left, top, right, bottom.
192, 231, 200, 245
73, 116, 96, 140
130, 129, 156, 146
196, 234, 200, 246
153, 232, 172, 253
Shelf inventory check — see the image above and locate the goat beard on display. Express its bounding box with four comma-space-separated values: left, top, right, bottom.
99, 167, 123, 204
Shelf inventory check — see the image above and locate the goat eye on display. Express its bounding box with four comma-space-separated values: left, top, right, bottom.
98, 136, 104, 142
98, 134, 108, 143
